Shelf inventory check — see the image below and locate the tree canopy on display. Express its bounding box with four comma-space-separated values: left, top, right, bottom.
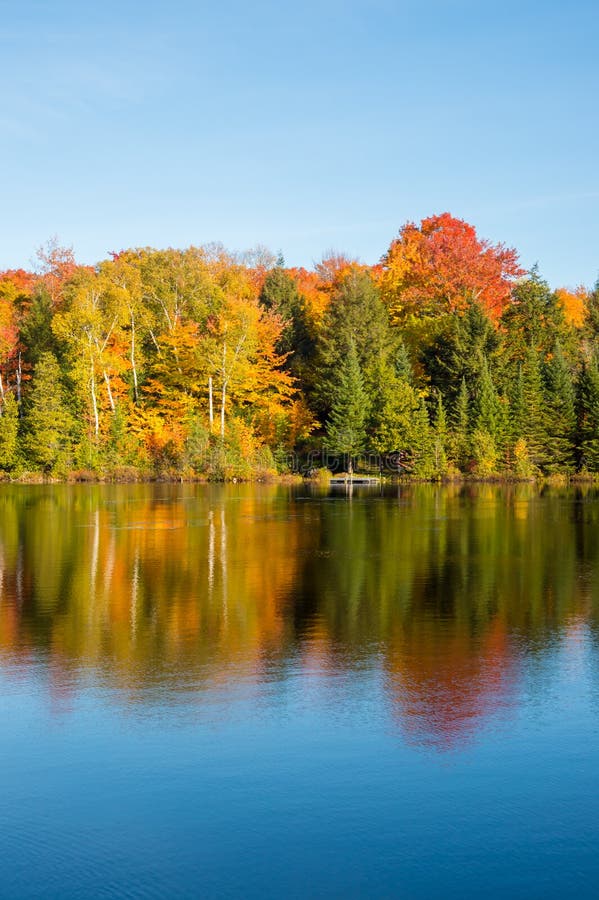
0, 215, 596, 481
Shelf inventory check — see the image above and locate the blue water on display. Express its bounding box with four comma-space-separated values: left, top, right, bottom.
0, 484, 598, 897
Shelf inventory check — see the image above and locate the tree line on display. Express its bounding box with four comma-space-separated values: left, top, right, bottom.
0, 213, 598, 479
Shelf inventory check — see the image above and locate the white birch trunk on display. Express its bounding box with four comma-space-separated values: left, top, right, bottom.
103, 371, 115, 412
90, 360, 99, 438
130, 311, 139, 402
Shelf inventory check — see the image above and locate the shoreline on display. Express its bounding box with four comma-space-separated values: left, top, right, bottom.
1, 471, 598, 486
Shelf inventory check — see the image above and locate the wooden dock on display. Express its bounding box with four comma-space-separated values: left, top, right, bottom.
329, 476, 380, 485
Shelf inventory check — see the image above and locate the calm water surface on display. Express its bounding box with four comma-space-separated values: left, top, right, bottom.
1, 483, 598, 898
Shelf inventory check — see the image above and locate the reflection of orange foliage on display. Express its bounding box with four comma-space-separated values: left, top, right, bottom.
299, 618, 333, 673
0, 483, 594, 747
386, 617, 518, 750
555, 286, 587, 328
0, 487, 311, 698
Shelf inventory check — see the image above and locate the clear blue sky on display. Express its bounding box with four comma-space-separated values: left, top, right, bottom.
1, 0, 598, 287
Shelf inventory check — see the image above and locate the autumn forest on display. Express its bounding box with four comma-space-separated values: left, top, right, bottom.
1, 212, 598, 480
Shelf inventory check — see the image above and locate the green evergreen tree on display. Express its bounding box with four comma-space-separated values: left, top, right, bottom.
368, 356, 420, 467
508, 364, 525, 440
20, 286, 64, 367
315, 270, 392, 420
422, 300, 501, 408
576, 357, 599, 471
544, 343, 576, 472
258, 263, 313, 365
432, 391, 448, 476
520, 345, 549, 471
471, 428, 499, 476
22, 352, 73, 474
411, 396, 435, 477
326, 341, 368, 476
0, 392, 20, 472
501, 267, 568, 361
451, 376, 471, 472
474, 358, 502, 440
394, 338, 414, 384
473, 358, 508, 472
505, 364, 525, 472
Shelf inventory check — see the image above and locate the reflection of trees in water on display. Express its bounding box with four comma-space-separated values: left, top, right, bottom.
0, 485, 309, 691
0, 483, 598, 746
386, 619, 521, 750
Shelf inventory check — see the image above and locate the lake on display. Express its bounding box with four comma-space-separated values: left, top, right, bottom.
1, 483, 598, 898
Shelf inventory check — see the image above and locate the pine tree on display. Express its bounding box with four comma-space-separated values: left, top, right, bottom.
502, 267, 566, 360
520, 346, 549, 471
505, 364, 525, 472
422, 300, 500, 407
20, 286, 63, 367
432, 391, 448, 476
451, 376, 471, 471
474, 358, 502, 439
258, 264, 313, 364
0, 392, 19, 472
544, 343, 576, 472
576, 357, 599, 471
471, 428, 499, 476
368, 357, 419, 459
508, 364, 525, 441
315, 270, 392, 420
394, 338, 414, 384
473, 358, 508, 473
408, 396, 435, 477
23, 352, 73, 473
326, 341, 368, 476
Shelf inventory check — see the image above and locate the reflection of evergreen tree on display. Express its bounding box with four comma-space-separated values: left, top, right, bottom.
1, 481, 598, 752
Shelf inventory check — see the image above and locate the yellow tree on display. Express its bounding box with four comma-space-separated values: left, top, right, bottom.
201, 260, 295, 440
53, 268, 127, 441
99, 252, 149, 403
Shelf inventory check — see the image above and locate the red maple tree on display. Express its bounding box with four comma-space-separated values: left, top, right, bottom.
380, 213, 524, 321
